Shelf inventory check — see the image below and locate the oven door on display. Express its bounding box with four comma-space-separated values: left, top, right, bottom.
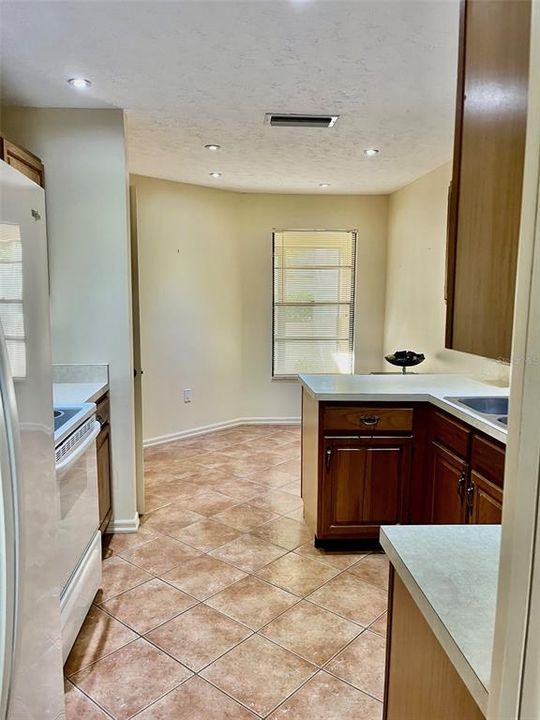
56, 419, 100, 592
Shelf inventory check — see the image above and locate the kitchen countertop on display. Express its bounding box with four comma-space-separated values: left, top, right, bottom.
53, 381, 109, 406
299, 373, 508, 443
380, 524, 500, 715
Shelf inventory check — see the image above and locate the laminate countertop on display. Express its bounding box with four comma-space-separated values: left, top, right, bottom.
380, 525, 501, 715
53, 381, 109, 406
299, 373, 508, 444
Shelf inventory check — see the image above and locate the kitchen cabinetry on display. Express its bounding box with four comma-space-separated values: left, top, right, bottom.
302, 391, 416, 544
384, 570, 485, 720
428, 409, 505, 526
445, 0, 531, 361
302, 392, 506, 546
96, 393, 112, 533
321, 435, 412, 540
0, 135, 44, 187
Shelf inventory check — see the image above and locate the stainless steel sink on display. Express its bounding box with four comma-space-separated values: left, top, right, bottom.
444, 396, 509, 429
454, 396, 508, 415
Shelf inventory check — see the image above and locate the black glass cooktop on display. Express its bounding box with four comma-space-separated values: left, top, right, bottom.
53, 406, 82, 432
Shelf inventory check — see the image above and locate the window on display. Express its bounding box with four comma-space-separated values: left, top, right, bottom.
272, 229, 357, 377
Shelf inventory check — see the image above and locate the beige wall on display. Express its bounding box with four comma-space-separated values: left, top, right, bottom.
132, 177, 389, 441
2, 108, 138, 529
131, 175, 243, 442
239, 193, 389, 419
384, 162, 510, 385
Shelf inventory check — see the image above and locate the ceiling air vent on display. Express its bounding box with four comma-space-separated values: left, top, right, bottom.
264, 113, 339, 128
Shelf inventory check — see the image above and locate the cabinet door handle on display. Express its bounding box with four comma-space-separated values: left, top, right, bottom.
360, 415, 380, 426
457, 470, 466, 501
466, 480, 475, 514
325, 447, 333, 470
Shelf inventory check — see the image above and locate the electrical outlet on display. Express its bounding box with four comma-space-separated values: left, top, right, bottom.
183, 388, 192, 403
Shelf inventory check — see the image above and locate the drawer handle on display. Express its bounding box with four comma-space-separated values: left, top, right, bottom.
360, 415, 380, 426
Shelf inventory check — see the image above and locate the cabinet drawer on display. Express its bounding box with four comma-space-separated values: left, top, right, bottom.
471, 434, 505, 488
430, 410, 470, 459
96, 394, 110, 426
323, 406, 413, 433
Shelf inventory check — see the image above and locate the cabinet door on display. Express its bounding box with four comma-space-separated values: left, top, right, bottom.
430, 442, 467, 524
96, 423, 112, 532
320, 437, 412, 540
0, 137, 44, 187
467, 471, 503, 524
445, 0, 531, 361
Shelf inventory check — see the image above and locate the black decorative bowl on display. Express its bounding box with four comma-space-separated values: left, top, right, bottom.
385, 350, 425, 373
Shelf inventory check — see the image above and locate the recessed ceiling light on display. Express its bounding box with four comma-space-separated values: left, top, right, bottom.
209, 172, 222, 178
319, 183, 330, 188
364, 147, 380, 157
205, 144, 221, 151
67, 77, 92, 89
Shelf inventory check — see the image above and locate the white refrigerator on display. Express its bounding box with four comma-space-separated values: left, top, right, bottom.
0, 161, 65, 718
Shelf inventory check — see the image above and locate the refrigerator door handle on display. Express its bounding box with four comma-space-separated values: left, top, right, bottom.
0, 325, 22, 720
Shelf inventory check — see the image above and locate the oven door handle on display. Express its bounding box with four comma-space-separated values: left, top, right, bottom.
55, 421, 100, 473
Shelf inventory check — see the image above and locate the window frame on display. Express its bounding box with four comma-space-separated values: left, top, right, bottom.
271, 228, 357, 379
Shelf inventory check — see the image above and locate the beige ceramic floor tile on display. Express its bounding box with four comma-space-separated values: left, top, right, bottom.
205, 575, 298, 630
252, 516, 312, 550
272, 458, 301, 479
260, 600, 361, 666
348, 553, 390, 590
200, 634, 316, 717
294, 541, 366, 570
173, 518, 242, 552
250, 489, 303, 515
100, 578, 197, 634
255, 552, 339, 597
132, 676, 257, 719
209, 534, 287, 572
207, 476, 266, 501
120, 536, 201, 575
286, 507, 305, 522
141, 504, 205, 536
248, 467, 297, 488
280, 479, 301, 496
307, 572, 388, 627
182, 490, 239, 517
211, 503, 277, 531
368, 612, 388, 637
146, 604, 251, 671
71, 638, 192, 720
64, 680, 110, 719
96, 556, 154, 603
64, 605, 138, 676
101, 526, 160, 557
326, 629, 386, 700
268, 671, 383, 720
143, 491, 173, 514
161, 555, 247, 600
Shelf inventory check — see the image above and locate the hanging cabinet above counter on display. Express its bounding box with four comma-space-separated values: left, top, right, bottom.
445, 0, 531, 362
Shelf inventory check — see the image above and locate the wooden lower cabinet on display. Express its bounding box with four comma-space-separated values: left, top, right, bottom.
301, 394, 506, 544
384, 571, 485, 720
96, 394, 112, 534
430, 442, 468, 524
320, 436, 412, 540
468, 471, 503, 524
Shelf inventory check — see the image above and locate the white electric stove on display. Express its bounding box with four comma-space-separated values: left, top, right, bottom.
54, 402, 102, 660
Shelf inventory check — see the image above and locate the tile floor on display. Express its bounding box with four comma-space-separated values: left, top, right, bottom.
64, 424, 388, 719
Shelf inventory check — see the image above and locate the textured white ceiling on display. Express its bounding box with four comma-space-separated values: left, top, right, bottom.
1, 0, 459, 193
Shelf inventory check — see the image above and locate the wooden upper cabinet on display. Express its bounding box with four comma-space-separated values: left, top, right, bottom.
446, 0, 531, 361
0, 136, 44, 187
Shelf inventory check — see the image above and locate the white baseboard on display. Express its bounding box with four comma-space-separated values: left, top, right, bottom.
105, 513, 140, 534
144, 416, 301, 448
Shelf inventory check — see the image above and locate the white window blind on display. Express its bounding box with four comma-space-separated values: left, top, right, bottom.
273, 229, 357, 377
